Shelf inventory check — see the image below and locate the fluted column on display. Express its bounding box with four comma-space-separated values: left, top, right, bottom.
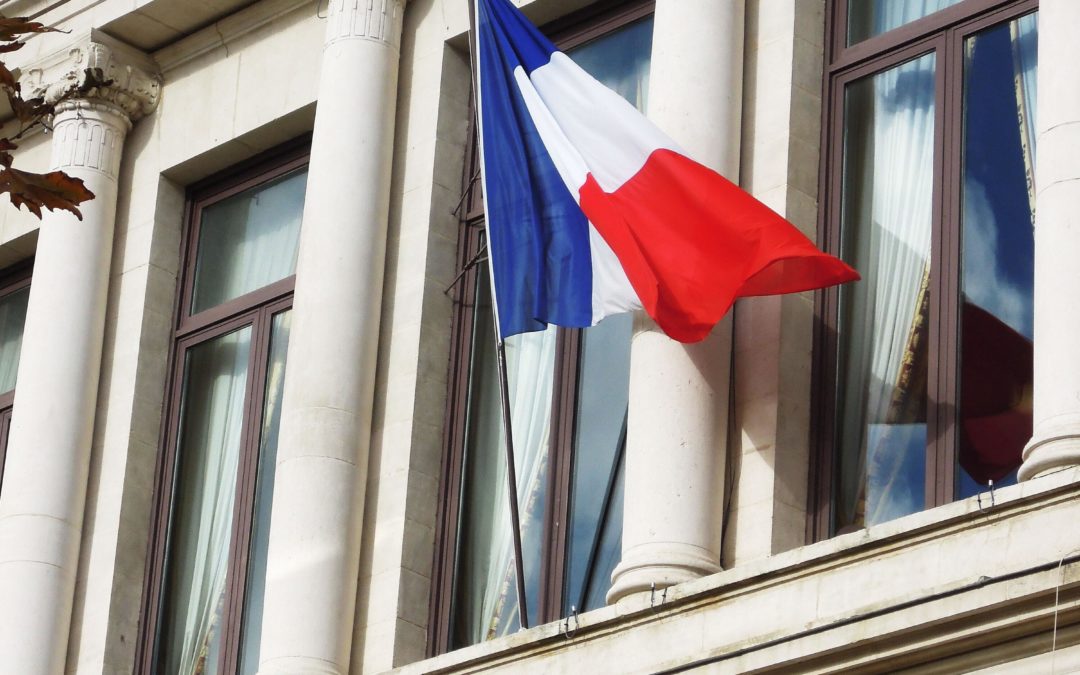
0, 32, 158, 675
608, 0, 744, 604
257, 1, 404, 673
1021, 2, 1080, 481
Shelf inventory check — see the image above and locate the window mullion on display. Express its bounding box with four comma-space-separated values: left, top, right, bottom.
810, 57, 850, 541
428, 221, 484, 656
927, 29, 963, 510
540, 327, 581, 623
0, 409, 10, 491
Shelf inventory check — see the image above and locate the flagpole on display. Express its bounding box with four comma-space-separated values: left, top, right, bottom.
468, 0, 531, 631
494, 340, 530, 630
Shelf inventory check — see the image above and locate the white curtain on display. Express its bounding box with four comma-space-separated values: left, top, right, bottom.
450, 260, 558, 644
1011, 13, 1038, 219
481, 328, 557, 639
162, 327, 252, 675
453, 314, 557, 644
0, 286, 29, 393
867, 0, 964, 38
191, 170, 306, 314
838, 51, 937, 528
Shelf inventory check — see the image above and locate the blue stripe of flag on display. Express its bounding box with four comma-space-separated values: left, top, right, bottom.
477, 0, 593, 337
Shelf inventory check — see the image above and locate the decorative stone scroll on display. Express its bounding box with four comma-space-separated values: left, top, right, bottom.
20, 28, 161, 123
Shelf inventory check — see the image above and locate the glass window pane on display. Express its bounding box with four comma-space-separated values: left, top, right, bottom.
957, 13, 1037, 497
191, 169, 307, 314
581, 456, 623, 611
239, 310, 292, 675
158, 326, 253, 674
567, 15, 653, 109
0, 285, 29, 394
848, 0, 964, 45
564, 313, 631, 612
835, 52, 936, 532
450, 260, 555, 649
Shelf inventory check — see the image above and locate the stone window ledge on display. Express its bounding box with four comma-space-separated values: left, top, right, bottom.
398, 467, 1080, 673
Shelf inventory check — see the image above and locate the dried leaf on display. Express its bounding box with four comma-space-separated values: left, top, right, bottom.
7, 88, 52, 123
0, 63, 15, 91
0, 41, 24, 54
74, 67, 113, 96
0, 17, 62, 42
0, 138, 17, 169
0, 166, 94, 220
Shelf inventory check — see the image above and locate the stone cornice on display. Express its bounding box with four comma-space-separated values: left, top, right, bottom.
153, 0, 311, 73
20, 28, 161, 123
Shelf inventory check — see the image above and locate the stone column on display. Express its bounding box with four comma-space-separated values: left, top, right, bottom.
1021, 2, 1080, 481
608, 0, 744, 604
0, 32, 158, 675
257, 1, 404, 673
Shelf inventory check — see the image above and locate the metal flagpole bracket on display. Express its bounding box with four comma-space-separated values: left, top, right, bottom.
977, 479, 996, 514
650, 582, 668, 611
452, 167, 482, 217
561, 605, 579, 640
443, 243, 488, 295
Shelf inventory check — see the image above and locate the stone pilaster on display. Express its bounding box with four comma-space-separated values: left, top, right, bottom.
1021, 2, 1080, 481
0, 32, 158, 675
257, 1, 405, 673
608, 0, 744, 605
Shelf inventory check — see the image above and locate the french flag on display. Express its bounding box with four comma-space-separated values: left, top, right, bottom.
475, 0, 859, 343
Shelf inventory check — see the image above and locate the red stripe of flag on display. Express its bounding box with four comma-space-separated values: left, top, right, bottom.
579, 149, 860, 343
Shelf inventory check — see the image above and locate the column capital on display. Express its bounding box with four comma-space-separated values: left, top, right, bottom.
20, 28, 161, 123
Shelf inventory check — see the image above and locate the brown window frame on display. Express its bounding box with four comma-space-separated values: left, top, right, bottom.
429, 0, 654, 655
810, 0, 1039, 541
136, 139, 309, 674
0, 260, 31, 493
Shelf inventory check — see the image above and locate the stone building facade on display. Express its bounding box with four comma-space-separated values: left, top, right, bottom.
0, 0, 1075, 673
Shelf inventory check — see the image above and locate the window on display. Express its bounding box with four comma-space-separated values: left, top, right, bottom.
430, 2, 653, 654
0, 264, 30, 493
139, 145, 307, 675
814, 0, 1038, 536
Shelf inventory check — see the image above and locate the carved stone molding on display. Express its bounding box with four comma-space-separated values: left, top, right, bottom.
20, 29, 161, 123
325, 0, 406, 50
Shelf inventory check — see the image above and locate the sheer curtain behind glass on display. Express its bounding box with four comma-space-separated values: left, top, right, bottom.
836, 51, 936, 531
159, 327, 252, 675
0, 286, 29, 393
191, 170, 307, 314
452, 267, 555, 646
848, 0, 963, 45
0, 283, 29, 490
